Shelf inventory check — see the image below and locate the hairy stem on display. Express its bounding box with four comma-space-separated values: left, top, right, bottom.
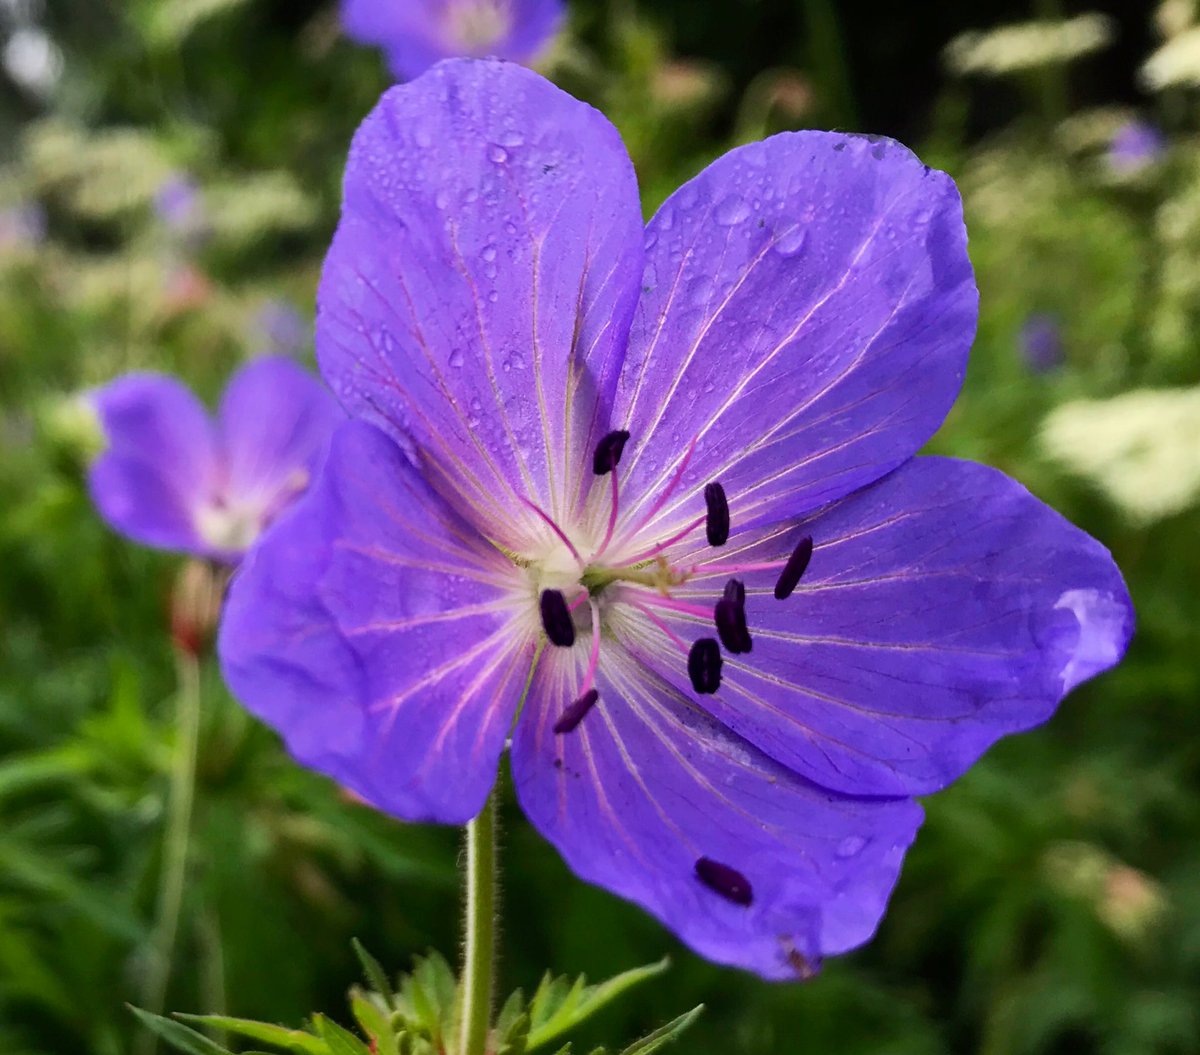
136, 647, 202, 1055
459, 792, 499, 1055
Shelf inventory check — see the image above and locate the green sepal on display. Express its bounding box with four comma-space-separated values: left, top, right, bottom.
525, 958, 671, 1052
616, 1005, 704, 1055
313, 1014, 372, 1055
127, 1007, 234, 1055
175, 1014, 326, 1055
352, 937, 397, 1009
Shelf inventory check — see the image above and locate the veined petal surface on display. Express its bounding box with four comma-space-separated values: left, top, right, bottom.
219, 419, 533, 823
217, 355, 344, 515
512, 645, 923, 979
666, 457, 1134, 797
88, 374, 218, 554
614, 132, 978, 539
317, 59, 643, 547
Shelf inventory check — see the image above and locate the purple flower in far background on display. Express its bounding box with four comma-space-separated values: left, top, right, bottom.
0, 201, 46, 250
89, 357, 343, 562
153, 174, 208, 241
252, 299, 311, 358
340, 0, 563, 80
1020, 312, 1064, 373
1108, 119, 1166, 175
219, 61, 1133, 979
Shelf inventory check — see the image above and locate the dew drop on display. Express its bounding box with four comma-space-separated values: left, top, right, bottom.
448, 350, 465, 368
498, 130, 525, 148
836, 835, 866, 858
774, 226, 808, 258
714, 194, 751, 227
488, 144, 509, 164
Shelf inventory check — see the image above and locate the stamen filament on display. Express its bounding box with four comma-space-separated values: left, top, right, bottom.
608, 434, 699, 553
626, 598, 691, 655
626, 590, 712, 620
687, 559, 787, 576
591, 464, 622, 562
579, 598, 603, 697
620, 514, 706, 567
519, 496, 583, 568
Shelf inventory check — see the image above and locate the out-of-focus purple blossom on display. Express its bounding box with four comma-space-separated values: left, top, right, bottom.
1108, 120, 1166, 175
154, 174, 208, 241
253, 299, 311, 357
340, 0, 563, 80
218, 61, 1134, 979
0, 201, 46, 249
88, 357, 343, 563
1020, 312, 1064, 373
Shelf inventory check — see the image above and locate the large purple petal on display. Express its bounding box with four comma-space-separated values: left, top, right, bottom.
87, 374, 218, 554
317, 59, 643, 547
660, 456, 1134, 798
218, 419, 533, 823
341, 1, 563, 81
216, 355, 344, 521
612, 132, 978, 541
512, 646, 923, 979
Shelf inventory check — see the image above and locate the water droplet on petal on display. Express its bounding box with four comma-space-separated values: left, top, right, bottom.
449, 350, 465, 368
498, 130, 525, 148
774, 226, 808, 257
714, 195, 751, 226
836, 835, 866, 858
481, 245, 498, 262
488, 144, 509, 164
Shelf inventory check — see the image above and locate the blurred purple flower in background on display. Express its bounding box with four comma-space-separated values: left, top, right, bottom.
0, 200, 46, 250
340, 0, 563, 80
89, 357, 343, 563
219, 61, 1133, 978
1020, 312, 1064, 373
153, 174, 208, 243
1107, 119, 1165, 175
253, 299, 311, 357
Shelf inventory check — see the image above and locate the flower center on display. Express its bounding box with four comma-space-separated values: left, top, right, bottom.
521, 431, 815, 730
444, 0, 512, 53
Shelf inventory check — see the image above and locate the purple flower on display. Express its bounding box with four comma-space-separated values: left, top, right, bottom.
153, 174, 207, 238
253, 299, 311, 357
0, 201, 46, 249
218, 62, 1133, 978
340, 0, 563, 80
88, 357, 343, 563
1108, 120, 1166, 175
1020, 312, 1064, 373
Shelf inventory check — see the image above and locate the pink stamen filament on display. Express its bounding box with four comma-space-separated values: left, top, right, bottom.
519, 495, 584, 567
687, 559, 784, 576
608, 434, 699, 554
578, 598, 603, 696
591, 465, 622, 562
619, 514, 706, 568
567, 590, 591, 613
626, 589, 712, 620
625, 598, 691, 655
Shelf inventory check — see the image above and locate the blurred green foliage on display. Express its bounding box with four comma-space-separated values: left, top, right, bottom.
2, 2, 1200, 1054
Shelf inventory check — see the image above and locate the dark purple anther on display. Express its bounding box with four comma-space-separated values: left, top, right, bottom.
722, 578, 745, 606
593, 430, 631, 475
695, 856, 753, 906
687, 637, 722, 694
553, 688, 599, 734
540, 588, 576, 647
774, 536, 813, 600
714, 597, 752, 654
704, 482, 729, 546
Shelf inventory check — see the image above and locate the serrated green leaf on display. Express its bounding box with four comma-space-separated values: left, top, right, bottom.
175, 1014, 326, 1055
616, 1005, 703, 1055
526, 959, 672, 1052
398, 952, 457, 1043
313, 1014, 371, 1055
350, 992, 398, 1055
352, 938, 396, 1008
128, 1007, 235, 1055
495, 987, 527, 1038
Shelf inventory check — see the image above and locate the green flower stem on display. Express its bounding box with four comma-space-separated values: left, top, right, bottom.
136, 646, 203, 1055
459, 791, 499, 1055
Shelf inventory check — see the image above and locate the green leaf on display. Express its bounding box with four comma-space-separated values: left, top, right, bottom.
526, 959, 671, 1052
397, 952, 457, 1043
352, 938, 396, 1008
616, 1005, 704, 1055
175, 1014, 326, 1055
128, 1007, 234, 1055
350, 992, 398, 1055
313, 1015, 372, 1055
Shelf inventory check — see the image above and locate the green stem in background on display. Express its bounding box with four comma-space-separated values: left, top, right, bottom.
801, 0, 858, 131
136, 647, 203, 1055
458, 792, 499, 1055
